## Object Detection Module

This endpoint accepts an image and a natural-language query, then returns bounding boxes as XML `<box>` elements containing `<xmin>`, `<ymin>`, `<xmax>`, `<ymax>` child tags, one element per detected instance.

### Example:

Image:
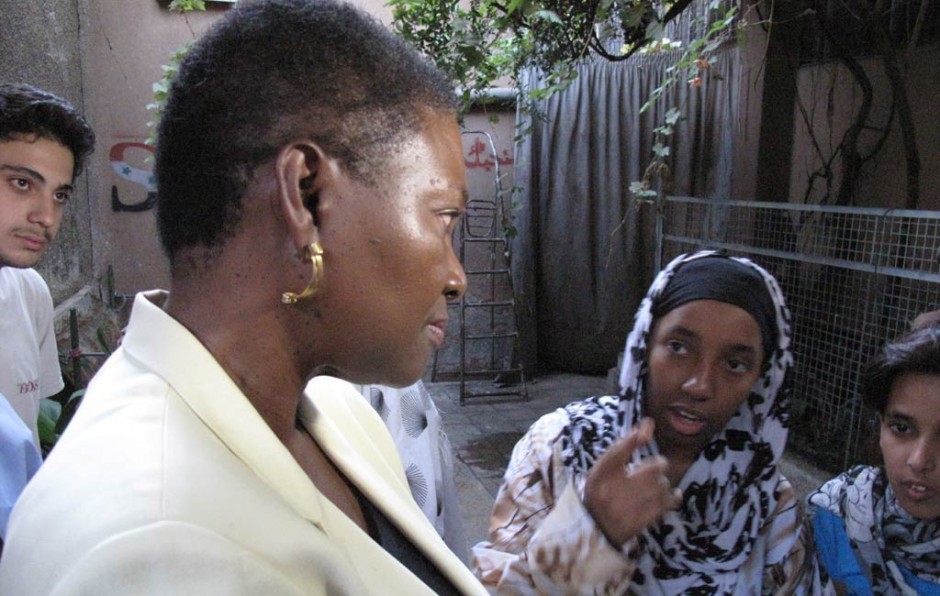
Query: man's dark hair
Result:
<box><xmin>862</xmin><ymin>324</ymin><xmax>940</xmax><ymax>414</ymax></box>
<box><xmin>154</xmin><ymin>0</ymin><xmax>457</xmax><ymax>262</ymax></box>
<box><xmin>0</xmin><ymin>83</ymin><xmax>96</xmax><ymax>177</ymax></box>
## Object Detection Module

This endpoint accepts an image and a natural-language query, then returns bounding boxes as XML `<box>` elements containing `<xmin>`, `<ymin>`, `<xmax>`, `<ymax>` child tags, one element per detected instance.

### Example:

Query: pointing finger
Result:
<box><xmin>592</xmin><ymin>419</ymin><xmax>655</xmax><ymax>477</ymax></box>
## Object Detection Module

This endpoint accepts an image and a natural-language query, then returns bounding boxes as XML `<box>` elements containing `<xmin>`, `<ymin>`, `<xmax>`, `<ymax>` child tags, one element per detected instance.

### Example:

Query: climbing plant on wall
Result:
<box><xmin>146</xmin><ymin>43</ymin><xmax>191</xmax><ymax>147</ymax></box>
<box><xmin>389</xmin><ymin>0</ymin><xmax>718</xmax><ymax>113</ymax></box>
<box><xmin>390</xmin><ymin>0</ymin><xmax>739</xmax><ymax>200</ymax></box>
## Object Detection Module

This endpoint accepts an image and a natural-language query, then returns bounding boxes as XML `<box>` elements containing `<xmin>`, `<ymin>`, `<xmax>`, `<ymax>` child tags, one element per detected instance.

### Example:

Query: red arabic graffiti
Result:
<box><xmin>465</xmin><ymin>139</ymin><xmax>513</xmax><ymax>172</ymax></box>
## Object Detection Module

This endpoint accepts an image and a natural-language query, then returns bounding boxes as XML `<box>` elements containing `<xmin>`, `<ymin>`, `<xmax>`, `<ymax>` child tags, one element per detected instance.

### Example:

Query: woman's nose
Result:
<box><xmin>682</xmin><ymin>363</ymin><xmax>714</xmax><ymax>400</ymax></box>
<box><xmin>908</xmin><ymin>437</ymin><xmax>937</xmax><ymax>473</ymax></box>
<box><xmin>443</xmin><ymin>249</ymin><xmax>467</xmax><ymax>301</ymax></box>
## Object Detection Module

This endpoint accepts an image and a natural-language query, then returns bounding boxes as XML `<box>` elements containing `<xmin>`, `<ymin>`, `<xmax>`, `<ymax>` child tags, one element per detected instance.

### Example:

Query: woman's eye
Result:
<box><xmin>667</xmin><ymin>340</ymin><xmax>686</xmax><ymax>354</ymax></box>
<box><xmin>727</xmin><ymin>359</ymin><xmax>753</xmax><ymax>373</ymax></box>
<box><xmin>889</xmin><ymin>422</ymin><xmax>912</xmax><ymax>435</ymax></box>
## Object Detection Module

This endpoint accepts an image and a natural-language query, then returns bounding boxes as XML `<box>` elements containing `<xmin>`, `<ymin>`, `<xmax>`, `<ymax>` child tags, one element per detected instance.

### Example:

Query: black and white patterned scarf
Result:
<box><xmin>809</xmin><ymin>465</ymin><xmax>940</xmax><ymax>592</ymax></box>
<box><xmin>559</xmin><ymin>251</ymin><xmax>795</xmax><ymax>593</ymax></box>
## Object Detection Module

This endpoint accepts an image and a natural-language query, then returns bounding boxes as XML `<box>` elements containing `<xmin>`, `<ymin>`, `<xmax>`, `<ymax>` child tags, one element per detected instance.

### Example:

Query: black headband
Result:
<box><xmin>652</xmin><ymin>256</ymin><xmax>778</xmax><ymax>361</ymax></box>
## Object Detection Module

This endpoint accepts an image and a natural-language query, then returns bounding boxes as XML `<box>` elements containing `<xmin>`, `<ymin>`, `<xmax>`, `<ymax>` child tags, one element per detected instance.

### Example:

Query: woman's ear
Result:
<box><xmin>275</xmin><ymin>141</ymin><xmax>326</xmax><ymax>250</ymax></box>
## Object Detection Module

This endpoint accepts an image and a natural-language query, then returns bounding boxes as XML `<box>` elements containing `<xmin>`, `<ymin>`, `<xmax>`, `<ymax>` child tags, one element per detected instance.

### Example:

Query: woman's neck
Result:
<box><xmin>166</xmin><ymin>282</ymin><xmax>308</xmax><ymax>443</ymax></box>
<box><xmin>657</xmin><ymin>441</ymin><xmax>699</xmax><ymax>487</ymax></box>
<box><xmin>665</xmin><ymin>456</ymin><xmax>695</xmax><ymax>487</ymax></box>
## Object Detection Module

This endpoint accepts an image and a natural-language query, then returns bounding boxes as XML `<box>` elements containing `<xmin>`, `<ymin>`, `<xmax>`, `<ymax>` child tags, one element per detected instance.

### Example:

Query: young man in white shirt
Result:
<box><xmin>0</xmin><ymin>83</ymin><xmax>95</xmax><ymax>447</ymax></box>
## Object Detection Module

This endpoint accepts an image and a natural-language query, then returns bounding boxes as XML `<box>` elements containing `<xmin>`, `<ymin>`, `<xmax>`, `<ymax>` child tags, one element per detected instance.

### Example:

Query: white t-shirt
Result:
<box><xmin>0</xmin><ymin>268</ymin><xmax>64</xmax><ymax>446</ymax></box>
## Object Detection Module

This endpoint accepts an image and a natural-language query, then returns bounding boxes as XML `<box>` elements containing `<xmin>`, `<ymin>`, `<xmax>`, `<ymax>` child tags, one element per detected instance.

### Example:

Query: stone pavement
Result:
<box><xmin>425</xmin><ymin>372</ymin><xmax>832</xmax><ymax>558</ymax></box>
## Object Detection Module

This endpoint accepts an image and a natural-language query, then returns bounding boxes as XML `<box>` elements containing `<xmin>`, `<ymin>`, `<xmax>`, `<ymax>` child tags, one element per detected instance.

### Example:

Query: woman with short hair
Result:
<box><xmin>808</xmin><ymin>324</ymin><xmax>940</xmax><ymax>595</ymax></box>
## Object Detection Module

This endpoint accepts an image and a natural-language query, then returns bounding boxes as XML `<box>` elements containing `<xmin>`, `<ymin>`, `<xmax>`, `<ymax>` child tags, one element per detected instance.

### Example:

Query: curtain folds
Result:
<box><xmin>511</xmin><ymin>47</ymin><xmax>740</xmax><ymax>373</ymax></box>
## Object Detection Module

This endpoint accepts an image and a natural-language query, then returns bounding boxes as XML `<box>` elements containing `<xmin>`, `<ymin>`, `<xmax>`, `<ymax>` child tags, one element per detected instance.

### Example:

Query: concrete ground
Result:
<box><xmin>426</xmin><ymin>372</ymin><xmax>832</xmax><ymax>557</ymax></box>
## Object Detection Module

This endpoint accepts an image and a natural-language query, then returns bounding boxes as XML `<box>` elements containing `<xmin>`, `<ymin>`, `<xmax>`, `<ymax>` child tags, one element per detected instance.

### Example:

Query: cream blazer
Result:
<box><xmin>0</xmin><ymin>291</ymin><xmax>486</xmax><ymax>595</ymax></box>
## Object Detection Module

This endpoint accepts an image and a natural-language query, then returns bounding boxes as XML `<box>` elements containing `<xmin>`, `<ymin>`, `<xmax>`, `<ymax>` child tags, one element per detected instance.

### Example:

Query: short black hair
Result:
<box><xmin>861</xmin><ymin>324</ymin><xmax>940</xmax><ymax>414</ymax></box>
<box><xmin>0</xmin><ymin>83</ymin><xmax>96</xmax><ymax>177</ymax></box>
<box><xmin>154</xmin><ymin>0</ymin><xmax>457</xmax><ymax>261</ymax></box>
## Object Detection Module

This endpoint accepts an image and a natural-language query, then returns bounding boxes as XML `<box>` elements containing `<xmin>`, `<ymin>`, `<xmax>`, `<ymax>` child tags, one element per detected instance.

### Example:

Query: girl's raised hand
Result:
<box><xmin>582</xmin><ymin>418</ymin><xmax>683</xmax><ymax>548</ymax></box>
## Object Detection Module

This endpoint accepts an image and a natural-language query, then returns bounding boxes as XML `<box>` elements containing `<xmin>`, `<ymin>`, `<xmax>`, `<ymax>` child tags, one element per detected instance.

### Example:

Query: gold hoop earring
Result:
<box><xmin>281</xmin><ymin>242</ymin><xmax>324</xmax><ymax>305</ymax></box>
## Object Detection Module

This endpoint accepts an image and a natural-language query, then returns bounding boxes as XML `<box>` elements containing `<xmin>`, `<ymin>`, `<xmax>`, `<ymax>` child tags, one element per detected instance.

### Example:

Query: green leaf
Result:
<box><xmin>38</xmin><ymin>399</ymin><xmax>61</xmax><ymax>447</ymax></box>
<box><xmin>704</xmin><ymin>38</ymin><xmax>722</xmax><ymax>53</ymax></box>
<box><xmin>621</xmin><ymin>4</ymin><xmax>649</xmax><ymax>28</ymax></box>
<box><xmin>530</xmin><ymin>10</ymin><xmax>562</xmax><ymax>25</ymax></box>
<box><xmin>168</xmin><ymin>0</ymin><xmax>206</xmax><ymax>12</ymax></box>
<box><xmin>629</xmin><ymin>180</ymin><xmax>656</xmax><ymax>199</ymax></box>
<box><xmin>55</xmin><ymin>389</ymin><xmax>85</xmax><ymax>435</ymax></box>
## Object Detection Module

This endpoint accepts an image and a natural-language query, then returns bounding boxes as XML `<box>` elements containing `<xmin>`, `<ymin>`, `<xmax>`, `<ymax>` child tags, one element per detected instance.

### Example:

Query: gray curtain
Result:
<box><xmin>511</xmin><ymin>47</ymin><xmax>740</xmax><ymax>374</ymax></box>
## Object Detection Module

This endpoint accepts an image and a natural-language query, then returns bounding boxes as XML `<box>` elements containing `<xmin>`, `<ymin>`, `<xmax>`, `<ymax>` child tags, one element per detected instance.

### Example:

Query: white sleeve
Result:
<box><xmin>35</xmin><ymin>289</ymin><xmax>63</xmax><ymax>399</ymax></box>
<box><xmin>471</xmin><ymin>412</ymin><xmax>638</xmax><ymax>594</ymax></box>
<box><xmin>26</xmin><ymin>271</ymin><xmax>63</xmax><ymax>399</ymax></box>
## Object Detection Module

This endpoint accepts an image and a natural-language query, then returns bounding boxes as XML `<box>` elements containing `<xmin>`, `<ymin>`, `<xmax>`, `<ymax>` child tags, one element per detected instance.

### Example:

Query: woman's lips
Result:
<box><xmin>666</xmin><ymin>406</ymin><xmax>707</xmax><ymax>436</ymax></box>
<box><xmin>900</xmin><ymin>480</ymin><xmax>933</xmax><ymax>502</ymax></box>
<box><xmin>427</xmin><ymin>320</ymin><xmax>447</xmax><ymax>349</ymax></box>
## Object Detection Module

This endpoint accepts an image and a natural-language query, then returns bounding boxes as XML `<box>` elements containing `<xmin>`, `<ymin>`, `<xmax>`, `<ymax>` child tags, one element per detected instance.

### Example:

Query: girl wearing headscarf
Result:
<box><xmin>471</xmin><ymin>250</ymin><xmax>814</xmax><ymax>594</ymax></box>
<box><xmin>808</xmin><ymin>324</ymin><xmax>940</xmax><ymax>595</ymax></box>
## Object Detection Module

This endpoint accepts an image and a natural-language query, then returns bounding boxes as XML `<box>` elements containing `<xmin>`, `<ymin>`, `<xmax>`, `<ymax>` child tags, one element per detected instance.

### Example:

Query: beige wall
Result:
<box><xmin>789</xmin><ymin>44</ymin><xmax>940</xmax><ymax>210</ymax></box>
<box><xmin>461</xmin><ymin>109</ymin><xmax>518</xmax><ymax>228</ymax></box>
<box><xmin>81</xmin><ymin>2</ymin><xmax>224</xmax><ymax>294</ymax></box>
